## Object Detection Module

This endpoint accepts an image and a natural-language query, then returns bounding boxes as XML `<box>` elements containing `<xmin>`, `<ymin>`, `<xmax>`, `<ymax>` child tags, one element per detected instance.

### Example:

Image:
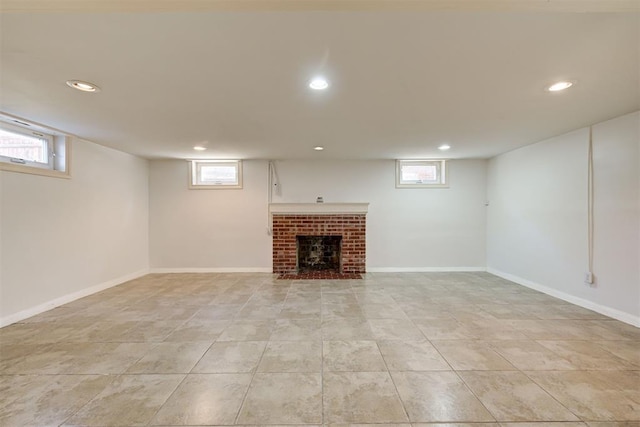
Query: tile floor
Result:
<box><xmin>0</xmin><ymin>272</ymin><xmax>638</xmax><ymax>426</ymax></box>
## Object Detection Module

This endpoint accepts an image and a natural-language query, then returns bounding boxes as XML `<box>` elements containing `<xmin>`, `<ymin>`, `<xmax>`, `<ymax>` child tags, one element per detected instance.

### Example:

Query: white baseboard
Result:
<box><xmin>0</xmin><ymin>269</ymin><xmax>149</xmax><ymax>328</ymax></box>
<box><xmin>149</xmin><ymin>267</ymin><xmax>272</xmax><ymax>273</ymax></box>
<box><xmin>367</xmin><ymin>267</ymin><xmax>487</xmax><ymax>273</ymax></box>
<box><xmin>487</xmin><ymin>268</ymin><xmax>640</xmax><ymax>328</ymax></box>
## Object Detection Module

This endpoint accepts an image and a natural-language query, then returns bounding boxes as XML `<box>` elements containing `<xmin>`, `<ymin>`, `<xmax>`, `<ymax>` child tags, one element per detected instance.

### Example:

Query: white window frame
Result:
<box><xmin>0</xmin><ymin>115</ymin><xmax>71</xmax><ymax>179</ymax></box>
<box><xmin>188</xmin><ymin>159</ymin><xmax>243</xmax><ymax>189</ymax></box>
<box><xmin>396</xmin><ymin>159</ymin><xmax>448</xmax><ymax>188</ymax></box>
<box><xmin>0</xmin><ymin>121</ymin><xmax>54</xmax><ymax>169</ymax></box>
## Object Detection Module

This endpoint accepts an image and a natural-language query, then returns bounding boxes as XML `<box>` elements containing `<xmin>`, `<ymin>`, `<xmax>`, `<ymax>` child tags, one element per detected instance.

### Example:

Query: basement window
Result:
<box><xmin>0</xmin><ymin>118</ymin><xmax>70</xmax><ymax>178</ymax></box>
<box><xmin>396</xmin><ymin>159</ymin><xmax>448</xmax><ymax>188</ymax></box>
<box><xmin>189</xmin><ymin>160</ymin><xmax>243</xmax><ymax>189</ymax></box>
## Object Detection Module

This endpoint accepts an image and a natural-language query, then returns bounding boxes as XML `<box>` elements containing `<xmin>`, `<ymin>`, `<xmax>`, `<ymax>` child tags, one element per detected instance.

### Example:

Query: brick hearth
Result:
<box><xmin>272</xmin><ymin>214</ymin><xmax>366</xmax><ymax>274</ymax></box>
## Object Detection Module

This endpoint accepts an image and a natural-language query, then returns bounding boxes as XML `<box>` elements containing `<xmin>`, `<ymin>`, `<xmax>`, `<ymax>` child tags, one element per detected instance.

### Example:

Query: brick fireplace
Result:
<box><xmin>270</xmin><ymin>203</ymin><xmax>368</xmax><ymax>275</ymax></box>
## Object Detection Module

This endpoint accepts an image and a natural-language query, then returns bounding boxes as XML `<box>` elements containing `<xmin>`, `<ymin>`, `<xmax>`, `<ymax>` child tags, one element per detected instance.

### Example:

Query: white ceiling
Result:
<box><xmin>1</xmin><ymin>1</ymin><xmax>638</xmax><ymax>160</ymax></box>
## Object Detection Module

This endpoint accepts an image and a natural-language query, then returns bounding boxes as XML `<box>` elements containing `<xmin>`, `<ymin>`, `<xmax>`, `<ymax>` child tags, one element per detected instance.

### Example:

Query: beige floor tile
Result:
<box><xmin>4</xmin><ymin>272</ymin><xmax>638</xmax><ymax>426</ymax></box>
<box><xmin>0</xmin><ymin>374</ymin><xmax>113</xmax><ymax>427</ymax></box>
<box><xmin>328</xmin><ymin>424</ymin><xmax>411</xmax><ymax>427</ymax></box>
<box><xmin>594</xmin><ymin>341</ymin><xmax>640</xmax><ymax>367</ymax></box>
<box><xmin>322</xmin><ymin>318</ymin><xmax>374</xmax><ymax>340</ymax></box>
<box><xmin>48</xmin><ymin>321</ymin><xmax>136</xmax><ymax>343</ymax></box>
<box><xmin>536</xmin><ymin>340</ymin><xmax>637</xmax><ymax>370</ymax></box>
<box><xmin>150</xmin><ymin>373</ymin><xmax>251</xmax><ymax>425</ymax></box>
<box><xmin>390</xmin><ymin>371</ymin><xmax>495</xmax><ymax>422</ymax></box>
<box><xmin>431</xmin><ymin>341</ymin><xmax>517</xmax><ymax>371</ymax></box>
<box><xmin>2</xmin><ymin>342</ymin><xmax>154</xmax><ymax>375</ymax></box>
<box><xmin>354</xmin><ymin>291</ymin><xmax>398</xmax><ymax>304</ymax></box>
<box><xmin>586</xmin><ymin>423</ymin><xmax>640</xmax><ymax>427</ymax></box>
<box><xmin>125</xmin><ymin>342</ymin><xmax>210</xmax><ymax>373</ymax></box>
<box><xmin>0</xmin><ymin>343</ymin><xmax>72</xmax><ymax>374</ymax></box>
<box><xmin>279</xmin><ymin>302</ymin><xmax>322</xmax><ymax>319</ymax></box>
<box><xmin>258</xmin><ymin>340</ymin><xmax>322</xmax><ymax>372</ymax></box>
<box><xmin>526</xmin><ymin>370</ymin><xmax>640</xmax><ymax>421</ymax></box>
<box><xmin>237</xmin><ymin>373</ymin><xmax>322</xmax><ymax>424</ymax></box>
<box><xmin>500</xmin><ymin>423</ymin><xmax>587</xmax><ymax>427</ymax></box>
<box><xmin>378</xmin><ymin>340</ymin><xmax>451</xmax><ymax>371</ymax></box>
<box><xmin>323</xmin><ymin>340</ymin><xmax>387</xmax><ymax>371</ymax></box>
<box><xmin>269</xmin><ymin>318</ymin><xmax>322</xmax><ymax>341</ymax></box>
<box><xmin>191</xmin><ymin>304</ymin><xmax>243</xmax><ymax>320</ymax></box>
<box><xmin>589</xmin><ymin>320</ymin><xmax>640</xmax><ymax>340</ymax></box>
<box><xmin>0</xmin><ymin>322</ymin><xmax>81</xmax><ymax>344</ymax></box>
<box><xmin>119</xmin><ymin>306</ymin><xmax>199</xmax><ymax>322</ymax></box>
<box><xmin>413</xmin><ymin>319</ymin><xmax>477</xmax><ymax>340</ymax></box>
<box><xmin>63</xmin><ymin>374</ymin><xmax>184</xmax><ymax>426</ymax></box>
<box><xmin>398</xmin><ymin>303</ymin><xmax>456</xmax><ymax>320</ymax></box>
<box><xmin>210</xmin><ymin>293</ymin><xmax>253</xmax><ymax>304</ymax></box>
<box><xmin>323</xmin><ymin>293</ymin><xmax>359</xmax><ymax>304</ymax></box>
<box><xmin>322</xmin><ymin>283</ymin><xmax>355</xmax><ymax>293</ymax></box>
<box><xmin>412</xmin><ymin>424</ymin><xmax>500</xmax><ymax>427</ymax></box>
<box><xmin>237</xmin><ymin>303</ymin><xmax>283</xmax><ymax>319</ymax></box>
<box><xmin>163</xmin><ymin>318</ymin><xmax>230</xmax><ymax>342</ymax></box>
<box><xmin>488</xmin><ymin>340</ymin><xmax>578</xmax><ymax>370</ymax></box>
<box><xmin>322</xmin><ymin>303</ymin><xmax>366</xmax><ymax>319</ymax></box>
<box><xmin>360</xmin><ymin>303</ymin><xmax>409</xmax><ymax>319</ymax></box>
<box><xmin>507</xmin><ymin>320</ymin><xmax>598</xmax><ymax>340</ymax></box>
<box><xmin>217</xmin><ymin>319</ymin><xmax>274</xmax><ymax>341</ymax></box>
<box><xmin>459</xmin><ymin>319</ymin><xmax>530</xmax><ymax>340</ymax></box>
<box><xmin>459</xmin><ymin>371</ymin><xmax>580</xmax><ymax>421</ymax></box>
<box><xmin>368</xmin><ymin>319</ymin><xmax>425</xmax><ymax>340</ymax></box>
<box><xmin>476</xmin><ymin>303</ymin><xmax>535</xmax><ymax>320</ymax></box>
<box><xmin>324</xmin><ymin>371</ymin><xmax>409</xmax><ymax>423</ymax></box>
<box><xmin>113</xmin><ymin>320</ymin><xmax>183</xmax><ymax>342</ymax></box>
<box><xmin>191</xmin><ymin>341</ymin><xmax>266</xmax><ymax>373</ymax></box>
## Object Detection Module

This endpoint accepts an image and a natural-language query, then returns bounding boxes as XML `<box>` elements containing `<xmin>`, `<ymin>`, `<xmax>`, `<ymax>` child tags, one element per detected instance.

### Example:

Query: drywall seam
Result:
<box><xmin>487</xmin><ymin>267</ymin><xmax>640</xmax><ymax>327</ymax></box>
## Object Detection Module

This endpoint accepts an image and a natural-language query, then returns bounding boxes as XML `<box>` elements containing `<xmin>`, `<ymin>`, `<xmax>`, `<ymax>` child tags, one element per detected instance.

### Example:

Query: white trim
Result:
<box><xmin>270</xmin><ymin>203</ymin><xmax>369</xmax><ymax>215</ymax></box>
<box><xmin>0</xmin><ymin>269</ymin><xmax>149</xmax><ymax>328</ymax></box>
<box><xmin>367</xmin><ymin>267</ymin><xmax>486</xmax><ymax>273</ymax></box>
<box><xmin>149</xmin><ymin>267</ymin><xmax>273</xmax><ymax>273</ymax></box>
<box><xmin>0</xmin><ymin>162</ymin><xmax>71</xmax><ymax>178</ymax></box>
<box><xmin>487</xmin><ymin>268</ymin><xmax>640</xmax><ymax>328</ymax></box>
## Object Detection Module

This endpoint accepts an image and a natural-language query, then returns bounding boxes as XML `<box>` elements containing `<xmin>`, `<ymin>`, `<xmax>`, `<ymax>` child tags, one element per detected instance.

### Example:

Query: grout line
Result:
<box><xmin>232</xmin><ymin>277</ymin><xmax>284</xmax><ymax>424</ymax></box>
<box><xmin>143</xmin><ymin>373</ymin><xmax>190</xmax><ymax>425</ymax></box>
<box><xmin>375</xmin><ymin>340</ymin><xmax>411</xmax><ymax>423</ymax></box>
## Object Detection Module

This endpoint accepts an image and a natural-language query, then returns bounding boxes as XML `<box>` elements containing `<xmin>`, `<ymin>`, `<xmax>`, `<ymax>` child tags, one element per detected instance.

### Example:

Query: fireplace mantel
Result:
<box><xmin>269</xmin><ymin>203</ymin><xmax>369</xmax><ymax>215</ymax></box>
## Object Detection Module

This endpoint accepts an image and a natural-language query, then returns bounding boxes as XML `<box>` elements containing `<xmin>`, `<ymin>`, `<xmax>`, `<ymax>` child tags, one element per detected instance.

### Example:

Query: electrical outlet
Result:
<box><xmin>584</xmin><ymin>272</ymin><xmax>594</xmax><ymax>285</ymax></box>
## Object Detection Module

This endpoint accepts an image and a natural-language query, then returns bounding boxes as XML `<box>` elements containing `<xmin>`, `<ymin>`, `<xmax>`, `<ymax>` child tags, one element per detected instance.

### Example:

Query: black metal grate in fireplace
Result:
<box><xmin>296</xmin><ymin>235</ymin><xmax>342</xmax><ymax>273</ymax></box>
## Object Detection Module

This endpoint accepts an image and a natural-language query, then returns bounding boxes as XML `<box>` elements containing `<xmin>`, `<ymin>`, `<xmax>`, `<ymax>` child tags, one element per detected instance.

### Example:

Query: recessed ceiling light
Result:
<box><xmin>193</xmin><ymin>146</ymin><xmax>207</xmax><ymax>151</ymax></box>
<box><xmin>547</xmin><ymin>81</ymin><xmax>573</xmax><ymax>92</ymax></box>
<box><xmin>314</xmin><ymin>146</ymin><xmax>324</xmax><ymax>151</ymax></box>
<box><xmin>309</xmin><ymin>77</ymin><xmax>329</xmax><ymax>90</ymax></box>
<box><xmin>66</xmin><ymin>80</ymin><xmax>100</xmax><ymax>92</ymax></box>
<box><xmin>438</xmin><ymin>144</ymin><xmax>451</xmax><ymax>151</ymax></box>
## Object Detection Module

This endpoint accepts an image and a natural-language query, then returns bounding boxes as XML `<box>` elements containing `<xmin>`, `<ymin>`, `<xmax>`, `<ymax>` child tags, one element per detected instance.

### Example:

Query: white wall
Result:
<box><xmin>272</xmin><ymin>160</ymin><xmax>487</xmax><ymax>270</ymax></box>
<box><xmin>149</xmin><ymin>160</ymin><xmax>272</xmax><ymax>270</ymax></box>
<box><xmin>592</xmin><ymin>113</ymin><xmax>640</xmax><ymax>321</ymax></box>
<box><xmin>0</xmin><ymin>138</ymin><xmax>149</xmax><ymax>325</ymax></box>
<box><xmin>149</xmin><ymin>159</ymin><xmax>487</xmax><ymax>271</ymax></box>
<box><xmin>487</xmin><ymin>112</ymin><xmax>639</xmax><ymax>325</ymax></box>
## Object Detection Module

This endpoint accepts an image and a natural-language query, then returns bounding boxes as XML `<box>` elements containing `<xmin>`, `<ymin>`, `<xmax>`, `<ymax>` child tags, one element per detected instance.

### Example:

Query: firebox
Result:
<box><xmin>296</xmin><ymin>235</ymin><xmax>342</xmax><ymax>273</ymax></box>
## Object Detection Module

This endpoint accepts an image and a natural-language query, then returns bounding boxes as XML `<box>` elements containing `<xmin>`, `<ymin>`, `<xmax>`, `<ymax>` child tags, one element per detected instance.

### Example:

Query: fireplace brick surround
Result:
<box><xmin>271</xmin><ymin>211</ymin><xmax>367</xmax><ymax>274</ymax></box>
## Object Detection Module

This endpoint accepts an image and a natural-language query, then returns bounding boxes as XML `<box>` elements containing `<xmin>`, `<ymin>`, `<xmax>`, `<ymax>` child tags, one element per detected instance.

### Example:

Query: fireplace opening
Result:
<box><xmin>296</xmin><ymin>235</ymin><xmax>342</xmax><ymax>273</ymax></box>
